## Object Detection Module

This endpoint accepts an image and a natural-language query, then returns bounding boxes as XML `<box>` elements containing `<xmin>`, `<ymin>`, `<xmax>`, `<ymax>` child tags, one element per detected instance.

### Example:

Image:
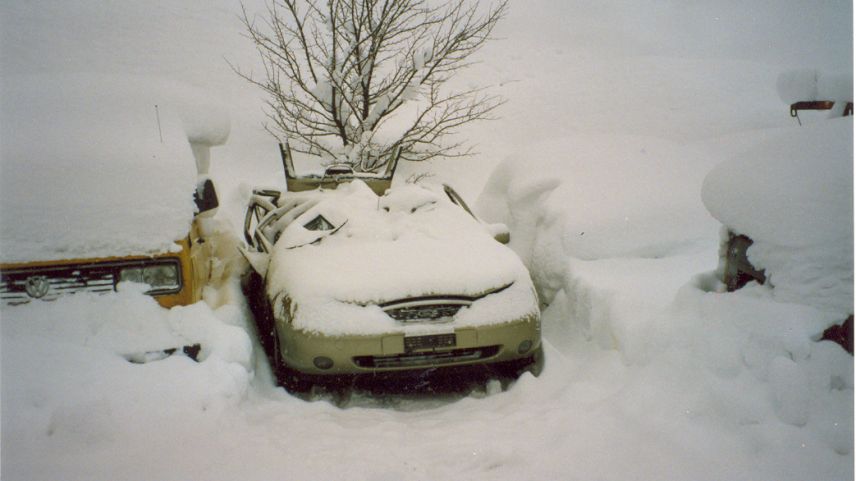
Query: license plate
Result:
<box><xmin>404</xmin><ymin>333</ymin><xmax>457</xmax><ymax>352</ymax></box>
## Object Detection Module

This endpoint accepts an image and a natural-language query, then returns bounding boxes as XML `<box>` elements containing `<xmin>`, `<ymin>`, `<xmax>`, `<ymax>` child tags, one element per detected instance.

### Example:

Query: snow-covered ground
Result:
<box><xmin>1</xmin><ymin>1</ymin><xmax>852</xmax><ymax>480</ymax></box>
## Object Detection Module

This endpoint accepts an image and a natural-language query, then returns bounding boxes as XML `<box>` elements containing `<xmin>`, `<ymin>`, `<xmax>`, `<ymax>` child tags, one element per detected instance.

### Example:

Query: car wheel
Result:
<box><xmin>527</xmin><ymin>345</ymin><xmax>545</xmax><ymax>377</ymax></box>
<box><xmin>279</xmin><ymin>363</ymin><xmax>314</xmax><ymax>395</ymax></box>
<box><xmin>242</xmin><ymin>270</ymin><xmax>314</xmax><ymax>394</ymax></box>
<box><xmin>262</xmin><ymin>313</ymin><xmax>313</xmax><ymax>395</ymax></box>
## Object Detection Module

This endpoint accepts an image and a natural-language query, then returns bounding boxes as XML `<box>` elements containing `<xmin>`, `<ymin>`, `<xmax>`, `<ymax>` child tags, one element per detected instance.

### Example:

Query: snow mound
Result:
<box><xmin>477</xmin><ymin>128</ymin><xmax>853</xmax><ymax>476</ymax></box>
<box><xmin>2</xmin><ymin>288</ymin><xmax>254</xmax><ymax>467</ymax></box>
<box><xmin>702</xmin><ymin>117</ymin><xmax>853</xmax><ymax>314</ymax></box>
<box><xmin>478</xmin><ymin>134</ymin><xmax>721</xmax><ymax>262</ymax></box>
<box><xmin>702</xmin><ymin>118</ymin><xmax>853</xmax><ymax>247</ymax></box>
<box><xmin>476</xmin><ymin>134</ymin><xmax>721</xmax><ymax>305</ymax></box>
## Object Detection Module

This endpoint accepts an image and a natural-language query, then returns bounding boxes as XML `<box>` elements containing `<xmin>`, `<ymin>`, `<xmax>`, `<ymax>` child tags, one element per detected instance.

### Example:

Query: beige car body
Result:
<box><xmin>242</xmin><ymin>144</ymin><xmax>541</xmax><ymax>389</ymax></box>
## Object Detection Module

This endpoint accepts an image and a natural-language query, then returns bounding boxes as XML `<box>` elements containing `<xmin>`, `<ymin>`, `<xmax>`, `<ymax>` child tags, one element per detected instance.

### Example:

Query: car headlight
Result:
<box><xmin>119</xmin><ymin>262</ymin><xmax>180</xmax><ymax>292</ymax></box>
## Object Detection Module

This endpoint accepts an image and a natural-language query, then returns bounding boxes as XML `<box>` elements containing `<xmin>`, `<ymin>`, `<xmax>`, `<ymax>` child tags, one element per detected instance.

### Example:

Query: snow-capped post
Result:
<box><xmin>182</xmin><ymin>111</ymin><xmax>231</xmax><ymax>177</ymax></box>
<box><xmin>179</xmin><ymin>104</ymin><xmax>231</xmax><ymax>216</ymax></box>
<box><xmin>235</xmin><ymin>0</ymin><xmax>507</xmax><ymax>172</ymax></box>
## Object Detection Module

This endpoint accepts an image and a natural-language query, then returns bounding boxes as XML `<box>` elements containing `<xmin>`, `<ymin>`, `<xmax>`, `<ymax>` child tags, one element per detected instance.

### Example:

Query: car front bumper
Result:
<box><xmin>276</xmin><ymin>314</ymin><xmax>541</xmax><ymax>375</ymax></box>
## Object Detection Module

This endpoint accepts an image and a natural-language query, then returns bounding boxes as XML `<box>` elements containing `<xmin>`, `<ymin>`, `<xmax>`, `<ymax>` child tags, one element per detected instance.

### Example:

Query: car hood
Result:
<box><xmin>266</xmin><ymin>234</ymin><xmax>528</xmax><ymax>305</ymax></box>
<box><xmin>265</xmin><ymin>234</ymin><xmax>539</xmax><ymax>337</ymax></box>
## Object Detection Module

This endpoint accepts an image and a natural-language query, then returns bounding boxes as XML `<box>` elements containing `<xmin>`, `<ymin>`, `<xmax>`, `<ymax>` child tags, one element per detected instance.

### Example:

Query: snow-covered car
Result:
<box><xmin>0</xmin><ymin>74</ymin><xmax>228</xmax><ymax>309</ymax></box>
<box><xmin>701</xmin><ymin>115</ymin><xmax>853</xmax><ymax>351</ymax></box>
<box><xmin>241</xmin><ymin>145</ymin><xmax>541</xmax><ymax>391</ymax></box>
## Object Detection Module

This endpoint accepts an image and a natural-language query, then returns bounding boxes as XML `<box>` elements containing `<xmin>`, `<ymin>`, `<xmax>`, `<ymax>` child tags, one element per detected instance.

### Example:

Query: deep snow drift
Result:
<box><xmin>702</xmin><ymin>117</ymin><xmax>853</xmax><ymax>315</ymax></box>
<box><xmin>1</xmin><ymin>0</ymin><xmax>852</xmax><ymax>480</ymax></box>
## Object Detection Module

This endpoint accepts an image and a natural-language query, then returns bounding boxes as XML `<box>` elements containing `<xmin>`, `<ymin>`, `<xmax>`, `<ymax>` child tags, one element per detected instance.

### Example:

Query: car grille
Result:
<box><xmin>1</xmin><ymin>265</ymin><xmax>117</xmax><ymax>305</ymax></box>
<box><xmin>0</xmin><ymin>258</ymin><xmax>181</xmax><ymax>305</ymax></box>
<box><xmin>385</xmin><ymin>304</ymin><xmax>465</xmax><ymax>322</ymax></box>
<box><xmin>353</xmin><ymin>346</ymin><xmax>501</xmax><ymax>369</ymax></box>
<box><xmin>378</xmin><ymin>284</ymin><xmax>513</xmax><ymax>324</ymax></box>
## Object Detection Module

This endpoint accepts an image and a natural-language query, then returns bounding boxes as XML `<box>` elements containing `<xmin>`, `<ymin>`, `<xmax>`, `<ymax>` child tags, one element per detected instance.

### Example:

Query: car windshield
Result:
<box><xmin>280</xmin><ymin>143</ymin><xmax>400</xmax><ymax>196</ymax></box>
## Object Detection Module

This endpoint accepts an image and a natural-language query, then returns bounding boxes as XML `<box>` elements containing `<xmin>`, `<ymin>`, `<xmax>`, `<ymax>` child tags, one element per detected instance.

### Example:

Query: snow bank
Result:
<box><xmin>476</xmin><ymin>127</ymin><xmax>852</xmax><ymax>476</ymax></box>
<box><xmin>265</xmin><ymin>181</ymin><xmax>537</xmax><ymax>335</ymax></box>
<box><xmin>702</xmin><ymin>117</ymin><xmax>853</xmax><ymax>314</ymax></box>
<box><xmin>0</xmin><ymin>73</ymin><xmax>229</xmax><ymax>263</ymax></box>
<box><xmin>474</xmin><ymin>133</ymin><xmax>725</xmax><ymax>358</ymax></box>
<box><xmin>1</xmin><ymin>288</ymin><xmax>254</xmax><ymax>478</ymax></box>
<box><xmin>673</xmin><ymin>279</ymin><xmax>853</xmax><ymax>448</ymax></box>
<box><xmin>476</xmin><ymin>134</ymin><xmax>721</xmax><ymax>304</ymax></box>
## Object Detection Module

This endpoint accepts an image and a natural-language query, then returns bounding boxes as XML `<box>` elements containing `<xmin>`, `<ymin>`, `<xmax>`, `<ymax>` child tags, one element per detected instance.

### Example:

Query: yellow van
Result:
<box><xmin>0</xmin><ymin>74</ymin><xmax>227</xmax><ymax>309</ymax></box>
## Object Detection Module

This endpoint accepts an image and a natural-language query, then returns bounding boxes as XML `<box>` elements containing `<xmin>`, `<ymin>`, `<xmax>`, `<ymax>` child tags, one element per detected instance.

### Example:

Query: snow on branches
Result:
<box><xmin>237</xmin><ymin>0</ymin><xmax>507</xmax><ymax>172</ymax></box>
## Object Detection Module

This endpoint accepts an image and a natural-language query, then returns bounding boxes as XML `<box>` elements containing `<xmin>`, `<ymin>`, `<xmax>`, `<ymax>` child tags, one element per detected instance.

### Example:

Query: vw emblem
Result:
<box><xmin>24</xmin><ymin>275</ymin><xmax>50</xmax><ymax>299</ymax></box>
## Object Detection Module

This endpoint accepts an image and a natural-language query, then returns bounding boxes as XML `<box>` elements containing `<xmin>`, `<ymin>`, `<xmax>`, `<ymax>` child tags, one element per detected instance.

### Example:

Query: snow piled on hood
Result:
<box><xmin>265</xmin><ymin>181</ymin><xmax>536</xmax><ymax>335</ymax></box>
<box><xmin>0</xmin><ymin>73</ymin><xmax>229</xmax><ymax>263</ymax></box>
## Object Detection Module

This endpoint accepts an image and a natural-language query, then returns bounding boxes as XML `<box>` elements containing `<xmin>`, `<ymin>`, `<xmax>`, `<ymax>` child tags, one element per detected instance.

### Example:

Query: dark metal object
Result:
<box><xmin>124</xmin><ymin>343</ymin><xmax>202</xmax><ymax>364</ymax></box>
<box><xmin>790</xmin><ymin>100</ymin><xmax>854</xmax><ymax>125</ymax></box>
<box><xmin>790</xmin><ymin>100</ymin><xmax>836</xmax><ymax>117</ymax></box>
<box><xmin>193</xmin><ymin>177</ymin><xmax>219</xmax><ymax>214</ymax></box>
<box><xmin>821</xmin><ymin>315</ymin><xmax>853</xmax><ymax>354</ymax></box>
<box><xmin>723</xmin><ymin>233</ymin><xmax>766</xmax><ymax>292</ymax></box>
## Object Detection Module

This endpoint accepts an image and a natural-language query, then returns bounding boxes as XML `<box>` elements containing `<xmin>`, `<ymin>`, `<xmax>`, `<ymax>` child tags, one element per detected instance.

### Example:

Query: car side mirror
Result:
<box><xmin>194</xmin><ymin>177</ymin><xmax>219</xmax><ymax>216</ymax></box>
<box><xmin>488</xmin><ymin>223</ymin><xmax>511</xmax><ymax>244</ymax></box>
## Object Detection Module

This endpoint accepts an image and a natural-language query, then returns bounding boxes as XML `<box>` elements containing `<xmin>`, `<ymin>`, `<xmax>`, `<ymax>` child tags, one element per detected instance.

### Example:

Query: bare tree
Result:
<box><xmin>236</xmin><ymin>0</ymin><xmax>507</xmax><ymax>172</ymax></box>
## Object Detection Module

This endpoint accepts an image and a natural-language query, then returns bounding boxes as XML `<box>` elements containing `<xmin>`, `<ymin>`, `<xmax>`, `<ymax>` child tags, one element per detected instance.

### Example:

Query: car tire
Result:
<box><xmin>279</xmin><ymin>364</ymin><xmax>314</xmax><ymax>395</ymax></box>
<box><xmin>243</xmin><ymin>270</ymin><xmax>315</xmax><ymax>394</ymax></box>
<box><xmin>266</xmin><ymin>307</ymin><xmax>314</xmax><ymax>395</ymax></box>
<box><xmin>527</xmin><ymin>345</ymin><xmax>545</xmax><ymax>377</ymax></box>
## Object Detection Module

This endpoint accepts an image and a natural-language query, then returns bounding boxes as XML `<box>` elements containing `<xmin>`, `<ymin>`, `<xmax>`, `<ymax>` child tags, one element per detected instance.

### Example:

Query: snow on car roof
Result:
<box><xmin>264</xmin><ymin>180</ymin><xmax>537</xmax><ymax>335</ymax></box>
<box><xmin>0</xmin><ymin>73</ymin><xmax>223</xmax><ymax>263</ymax></box>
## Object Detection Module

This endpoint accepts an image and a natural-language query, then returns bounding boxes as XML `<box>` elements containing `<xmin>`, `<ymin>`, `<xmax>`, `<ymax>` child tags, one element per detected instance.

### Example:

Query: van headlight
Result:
<box><xmin>119</xmin><ymin>262</ymin><xmax>180</xmax><ymax>293</ymax></box>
